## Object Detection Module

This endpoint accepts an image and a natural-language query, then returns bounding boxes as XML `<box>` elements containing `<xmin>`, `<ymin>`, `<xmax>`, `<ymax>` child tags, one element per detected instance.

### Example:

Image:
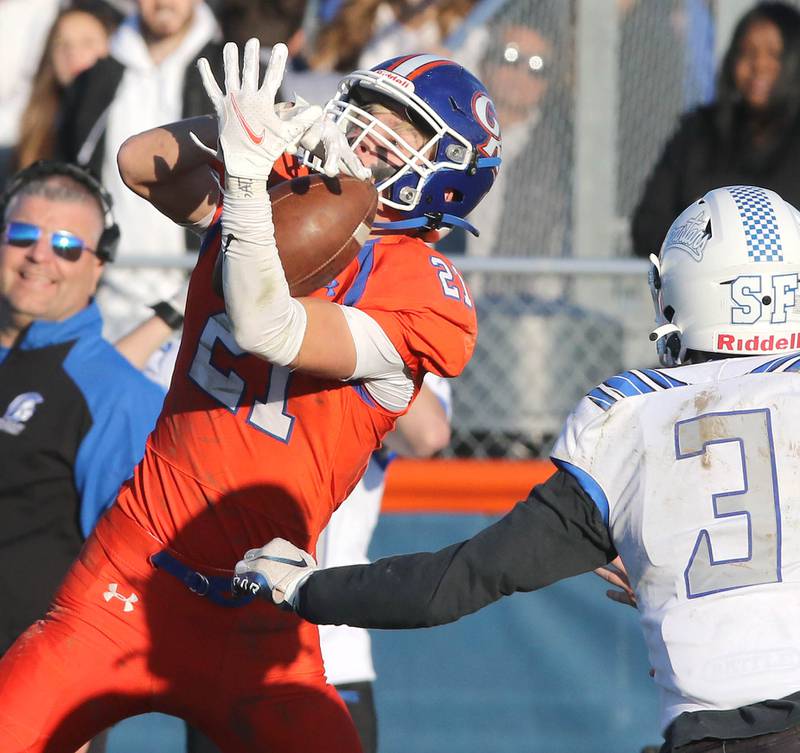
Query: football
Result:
<box><xmin>213</xmin><ymin>174</ymin><xmax>378</xmax><ymax>298</ymax></box>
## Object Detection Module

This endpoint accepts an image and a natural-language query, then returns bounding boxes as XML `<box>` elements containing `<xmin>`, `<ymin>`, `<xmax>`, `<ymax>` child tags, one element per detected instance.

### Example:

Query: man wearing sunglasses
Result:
<box><xmin>0</xmin><ymin>161</ymin><xmax>165</xmax><ymax>725</ymax></box>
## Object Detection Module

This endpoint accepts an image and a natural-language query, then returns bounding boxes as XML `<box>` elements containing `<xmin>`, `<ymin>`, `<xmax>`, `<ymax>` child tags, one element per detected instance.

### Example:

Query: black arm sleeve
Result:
<box><xmin>297</xmin><ymin>469</ymin><xmax>617</xmax><ymax>629</ymax></box>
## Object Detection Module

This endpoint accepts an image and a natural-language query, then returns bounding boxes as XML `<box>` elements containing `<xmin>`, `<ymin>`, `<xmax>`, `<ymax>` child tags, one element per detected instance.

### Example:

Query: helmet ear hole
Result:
<box><xmin>664</xmin><ymin>305</ymin><xmax>675</xmax><ymax>322</ymax></box>
<box><xmin>666</xmin><ymin>333</ymin><xmax>681</xmax><ymax>362</ymax></box>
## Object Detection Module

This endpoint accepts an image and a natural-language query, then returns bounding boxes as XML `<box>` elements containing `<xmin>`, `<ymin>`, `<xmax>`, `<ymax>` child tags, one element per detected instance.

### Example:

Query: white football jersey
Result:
<box><xmin>552</xmin><ymin>353</ymin><xmax>800</xmax><ymax>731</ymax></box>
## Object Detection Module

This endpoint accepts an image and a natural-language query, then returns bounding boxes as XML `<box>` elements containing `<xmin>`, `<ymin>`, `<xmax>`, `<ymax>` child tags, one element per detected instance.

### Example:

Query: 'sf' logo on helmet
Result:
<box><xmin>729</xmin><ymin>273</ymin><xmax>800</xmax><ymax>324</ymax></box>
<box><xmin>471</xmin><ymin>92</ymin><xmax>501</xmax><ymax>160</ymax></box>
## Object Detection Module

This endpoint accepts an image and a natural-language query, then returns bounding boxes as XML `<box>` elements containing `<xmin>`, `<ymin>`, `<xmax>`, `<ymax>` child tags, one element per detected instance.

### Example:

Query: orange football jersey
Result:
<box><xmin>116</xmin><ymin>222</ymin><xmax>477</xmax><ymax>569</ymax></box>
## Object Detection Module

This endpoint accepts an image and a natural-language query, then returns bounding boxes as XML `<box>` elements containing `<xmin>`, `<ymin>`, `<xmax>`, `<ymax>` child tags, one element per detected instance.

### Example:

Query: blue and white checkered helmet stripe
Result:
<box><xmin>728</xmin><ymin>185</ymin><xmax>784</xmax><ymax>262</ymax></box>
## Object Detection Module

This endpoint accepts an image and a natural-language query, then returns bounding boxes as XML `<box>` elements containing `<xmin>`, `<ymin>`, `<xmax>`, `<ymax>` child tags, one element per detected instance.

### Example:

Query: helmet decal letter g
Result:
<box><xmin>472</xmin><ymin>92</ymin><xmax>501</xmax><ymax>159</ymax></box>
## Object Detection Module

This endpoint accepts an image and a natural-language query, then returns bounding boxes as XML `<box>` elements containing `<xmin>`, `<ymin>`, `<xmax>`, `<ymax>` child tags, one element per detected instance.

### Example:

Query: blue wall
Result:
<box><xmin>107</xmin><ymin>513</ymin><xmax>662</xmax><ymax>752</ymax></box>
<box><xmin>370</xmin><ymin>514</ymin><xmax>662</xmax><ymax>753</ymax></box>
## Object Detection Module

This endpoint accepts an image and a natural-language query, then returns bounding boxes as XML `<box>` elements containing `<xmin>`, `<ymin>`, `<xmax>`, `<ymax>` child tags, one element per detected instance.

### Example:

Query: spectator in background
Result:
<box><xmin>214</xmin><ymin>0</ymin><xmax>319</xmax><ymax>104</ymax></box>
<box><xmin>0</xmin><ymin>0</ymin><xmax>61</xmax><ymax>184</ymax></box>
<box><xmin>57</xmin><ymin>0</ymin><xmax>222</xmax><ymax>339</ymax></box>
<box><xmin>216</xmin><ymin>0</ymin><xmax>306</xmax><ymax>51</ymax></box>
<box><xmin>308</xmin><ymin>0</ymin><xmax>482</xmax><ymax>74</ymax></box>
<box><xmin>15</xmin><ymin>2</ymin><xmax>121</xmax><ymax>171</ymax></box>
<box><xmin>0</xmin><ymin>160</ymin><xmax>164</xmax><ymax>752</ymax></box>
<box><xmin>466</xmin><ymin>3</ymin><xmax>573</xmax><ymax>259</ymax></box>
<box><xmin>632</xmin><ymin>1</ymin><xmax>800</xmax><ymax>259</ymax></box>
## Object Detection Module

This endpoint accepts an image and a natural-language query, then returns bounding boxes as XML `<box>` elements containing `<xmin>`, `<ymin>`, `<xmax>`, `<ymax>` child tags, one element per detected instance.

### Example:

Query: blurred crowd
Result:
<box><xmin>3</xmin><ymin>0</ymin><xmax>800</xmax><ymax>344</ymax></box>
<box><xmin>0</xmin><ymin>0</ymin><xmax>575</xmax><ymax>339</ymax></box>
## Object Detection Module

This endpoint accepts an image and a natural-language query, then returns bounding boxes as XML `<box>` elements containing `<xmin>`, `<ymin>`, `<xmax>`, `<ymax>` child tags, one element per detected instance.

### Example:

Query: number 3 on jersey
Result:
<box><xmin>188</xmin><ymin>313</ymin><xmax>295</xmax><ymax>442</ymax></box>
<box><xmin>676</xmin><ymin>408</ymin><xmax>782</xmax><ymax>599</ymax></box>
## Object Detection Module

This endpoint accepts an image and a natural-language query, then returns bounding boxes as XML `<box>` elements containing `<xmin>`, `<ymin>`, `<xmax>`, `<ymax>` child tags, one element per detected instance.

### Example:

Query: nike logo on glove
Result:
<box><xmin>231</xmin><ymin>94</ymin><xmax>265</xmax><ymax>144</ymax></box>
<box><xmin>262</xmin><ymin>555</ymin><xmax>311</xmax><ymax>568</ymax></box>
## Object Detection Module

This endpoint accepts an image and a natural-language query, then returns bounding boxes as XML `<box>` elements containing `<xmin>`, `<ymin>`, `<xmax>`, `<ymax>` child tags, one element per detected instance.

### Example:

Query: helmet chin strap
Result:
<box><xmin>372</xmin><ymin>213</ymin><xmax>480</xmax><ymax>236</ymax></box>
<box><xmin>649</xmin><ymin>322</ymin><xmax>681</xmax><ymax>342</ymax></box>
<box><xmin>649</xmin><ymin>323</ymin><xmax>683</xmax><ymax>366</ymax></box>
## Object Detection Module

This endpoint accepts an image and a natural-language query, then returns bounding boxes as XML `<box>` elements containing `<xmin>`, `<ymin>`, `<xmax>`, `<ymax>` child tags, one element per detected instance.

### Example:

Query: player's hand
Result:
<box><xmin>195</xmin><ymin>39</ymin><xmax>322</xmax><ymax>180</ymax></box>
<box><xmin>296</xmin><ymin>107</ymin><xmax>371</xmax><ymax>181</ymax></box>
<box><xmin>594</xmin><ymin>556</ymin><xmax>637</xmax><ymax>609</ymax></box>
<box><xmin>232</xmin><ymin>538</ymin><xmax>317</xmax><ymax>608</ymax></box>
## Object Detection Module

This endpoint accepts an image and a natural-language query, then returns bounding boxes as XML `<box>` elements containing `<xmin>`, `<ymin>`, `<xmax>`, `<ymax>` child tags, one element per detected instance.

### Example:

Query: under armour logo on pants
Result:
<box><xmin>103</xmin><ymin>583</ymin><xmax>139</xmax><ymax>612</ymax></box>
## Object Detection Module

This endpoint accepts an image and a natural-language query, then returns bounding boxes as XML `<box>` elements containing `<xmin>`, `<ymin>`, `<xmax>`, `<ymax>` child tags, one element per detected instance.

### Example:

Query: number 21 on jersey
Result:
<box><xmin>430</xmin><ymin>257</ymin><xmax>472</xmax><ymax>307</ymax></box>
<box><xmin>675</xmin><ymin>408</ymin><xmax>782</xmax><ymax>599</ymax></box>
<box><xmin>188</xmin><ymin>313</ymin><xmax>295</xmax><ymax>442</ymax></box>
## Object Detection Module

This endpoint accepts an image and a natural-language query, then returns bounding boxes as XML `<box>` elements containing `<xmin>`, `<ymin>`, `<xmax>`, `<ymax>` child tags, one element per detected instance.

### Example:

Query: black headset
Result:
<box><xmin>0</xmin><ymin>160</ymin><xmax>120</xmax><ymax>262</ymax></box>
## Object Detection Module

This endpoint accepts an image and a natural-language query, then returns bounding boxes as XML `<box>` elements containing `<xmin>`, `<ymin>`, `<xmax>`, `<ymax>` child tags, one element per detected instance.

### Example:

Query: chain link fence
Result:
<box><xmin>447</xmin><ymin>259</ymin><xmax>655</xmax><ymax>458</ymax></box>
<box><xmin>115</xmin><ymin>256</ymin><xmax>656</xmax><ymax>460</ymax></box>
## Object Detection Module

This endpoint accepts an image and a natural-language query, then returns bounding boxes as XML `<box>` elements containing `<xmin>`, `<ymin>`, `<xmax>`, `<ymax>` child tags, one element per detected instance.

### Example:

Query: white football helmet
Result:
<box><xmin>650</xmin><ymin>185</ymin><xmax>800</xmax><ymax>366</ymax></box>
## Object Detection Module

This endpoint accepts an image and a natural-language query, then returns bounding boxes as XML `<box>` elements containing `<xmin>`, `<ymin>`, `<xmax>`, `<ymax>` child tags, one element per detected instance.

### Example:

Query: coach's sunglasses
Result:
<box><xmin>3</xmin><ymin>221</ymin><xmax>95</xmax><ymax>262</ymax></box>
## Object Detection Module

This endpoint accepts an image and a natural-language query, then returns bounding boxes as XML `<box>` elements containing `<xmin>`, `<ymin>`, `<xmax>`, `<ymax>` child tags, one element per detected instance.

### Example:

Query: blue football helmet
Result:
<box><xmin>314</xmin><ymin>54</ymin><xmax>502</xmax><ymax>236</ymax></box>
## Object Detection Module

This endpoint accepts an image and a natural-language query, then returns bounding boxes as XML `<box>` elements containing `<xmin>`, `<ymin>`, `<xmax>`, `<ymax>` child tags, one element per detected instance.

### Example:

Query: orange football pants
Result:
<box><xmin>0</xmin><ymin>504</ymin><xmax>362</xmax><ymax>753</ymax></box>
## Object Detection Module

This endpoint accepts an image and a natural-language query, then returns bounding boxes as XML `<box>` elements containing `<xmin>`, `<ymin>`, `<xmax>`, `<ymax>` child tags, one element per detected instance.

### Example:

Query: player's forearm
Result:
<box><xmin>117</xmin><ymin>116</ymin><xmax>220</xmax><ymax>225</ymax></box>
<box><xmin>220</xmin><ymin>185</ymin><xmax>362</xmax><ymax>378</ymax></box>
<box><xmin>221</xmin><ymin>177</ymin><xmax>307</xmax><ymax>367</ymax></box>
<box><xmin>296</xmin><ymin>470</ymin><xmax>617</xmax><ymax>629</ymax></box>
<box><xmin>115</xmin><ymin>316</ymin><xmax>174</xmax><ymax>370</ymax></box>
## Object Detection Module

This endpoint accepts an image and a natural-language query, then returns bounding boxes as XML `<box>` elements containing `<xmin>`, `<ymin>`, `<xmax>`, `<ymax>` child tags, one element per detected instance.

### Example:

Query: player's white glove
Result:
<box><xmin>195</xmin><ymin>39</ymin><xmax>322</xmax><ymax>180</ymax></box>
<box><xmin>233</xmin><ymin>538</ymin><xmax>317</xmax><ymax>608</ymax></box>
<box><xmin>296</xmin><ymin>106</ymin><xmax>371</xmax><ymax>181</ymax></box>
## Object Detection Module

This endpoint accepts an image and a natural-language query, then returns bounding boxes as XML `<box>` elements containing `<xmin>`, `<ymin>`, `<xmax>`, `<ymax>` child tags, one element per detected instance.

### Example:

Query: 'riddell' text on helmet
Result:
<box><xmin>306</xmin><ymin>54</ymin><xmax>502</xmax><ymax>237</ymax></box>
<box><xmin>649</xmin><ymin>185</ymin><xmax>800</xmax><ymax>366</ymax></box>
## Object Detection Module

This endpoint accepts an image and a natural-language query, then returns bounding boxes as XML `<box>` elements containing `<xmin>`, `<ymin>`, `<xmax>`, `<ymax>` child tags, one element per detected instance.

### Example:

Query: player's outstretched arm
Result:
<box><xmin>200</xmin><ymin>38</ymin><xmax>399</xmax><ymax>383</ymax></box>
<box><xmin>234</xmin><ymin>470</ymin><xmax>618</xmax><ymax>629</ymax></box>
<box><xmin>117</xmin><ymin>115</ymin><xmax>221</xmax><ymax>228</ymax></box>
<box><xmin>200</xmin><ymin>38</ymin><xmax>337</xmax><ymax>371</ymax></box>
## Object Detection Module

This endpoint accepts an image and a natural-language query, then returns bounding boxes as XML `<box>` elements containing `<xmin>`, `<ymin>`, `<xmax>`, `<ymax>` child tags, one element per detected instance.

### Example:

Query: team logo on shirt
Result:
<box><xmin>0</xmin><ymin>392</ymin><xmax>44</xmax><ymax>436</ymax></box>
<box><xmin>103</xmin><ymin>583</ymin><xmax>139</xmax><ymax>613</ymax></box>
